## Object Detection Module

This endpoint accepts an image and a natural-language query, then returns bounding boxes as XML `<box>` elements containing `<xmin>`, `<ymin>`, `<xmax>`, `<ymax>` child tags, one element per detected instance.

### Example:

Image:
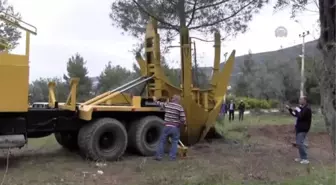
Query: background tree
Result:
<box><xmin>232</xmin><ymin>50</ymin><xmax>302</xmax><ymax>107</ymax></box>
<box><xmin>29</xmin><ymin>77</ymin><xmax>67</xmax><ymax>102</ymax></box>
<box><xmin>161</xmin><ymin>58</ymin><xmax>180</xmax><ymax>87</ymax></box>
<box><xmin>63</xmin><ymin>53</ymin><xmax>92</xmax><ymax>102</ymax></box>
<box><xmin>110</xmin><ymin>0</ymin><xmax>269</xmax><ymax>50</ymax></box>
<box><xmin>0</xmin><ymin>0</ymin><xmax>22</xmax><ymax>51</ymax></box>
<box><xmin>250</xmin><ymin>61</ymin><xmax>280</xmax><ymax>100</ymax></box>
<box><xmin>234</xmin><ymin>50</ymin><xmax>256</xmax><ymax>97</ymax></box>
<box><xmin>97</xmin><ymin>62</ymin><xmax>132</xmax><ymax>93</ymax></box>
<box><xmin>193</xmin><ymin>67</ymin><xmax>209</xmax><ymax>88</ymax></box>
<box><xmin>269</xmin><ymin>58</ymin><xmax>300</xmax><ymax>104</ymax></box>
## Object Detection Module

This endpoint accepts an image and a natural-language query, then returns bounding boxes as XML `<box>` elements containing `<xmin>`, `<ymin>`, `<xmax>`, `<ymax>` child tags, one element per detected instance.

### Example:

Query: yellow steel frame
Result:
<box><xmin>0</xmin><ymin>11</ymin><xmax>37</xmax><ymax>112</ymax></box>
<box><xmin>134</xmin><ymin>18</ymin><xmax>236</xmax><ymax>144</ymax></box>
<box><xmin>48</xmin><ymin>78</ymin><xmax>80</xmax><ymax>111</ymax></box>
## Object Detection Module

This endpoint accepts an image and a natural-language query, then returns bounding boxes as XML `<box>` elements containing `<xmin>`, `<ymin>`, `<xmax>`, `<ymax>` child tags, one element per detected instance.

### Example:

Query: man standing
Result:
<box><xmin>238</xmin><ymin>100</ymin><xmax>246</xmax><ymax>121</ymax></box>
<box><xmin>153</xmin><ymin>95</ymin><xmax>186</xmax><ymax>161</ymax></box>
<box><xmin>286</xmin><ymin>96</ymin><xmax>312</xmax><ymax>164</ymax></box>
<box><xmin>219</xmin><ymin>101</ymin><xmax>227</xmax><ymax>120</ymax></box>
<box><xmin>228</xmin><ymin>100</ymin><xmax>235</xmax><ymax>122</ymax></box>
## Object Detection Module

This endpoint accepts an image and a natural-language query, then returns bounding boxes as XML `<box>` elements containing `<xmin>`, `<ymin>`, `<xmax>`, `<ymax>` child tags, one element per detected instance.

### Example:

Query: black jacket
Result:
<box><xmin>238</xmin><ymin>102</ymin><xmax>245</xmax><ymax>112</ymax></box>
<box><xmin>288</xmin><ymin>105</ymin><xmax>312</xmax><ymax>133</ymax></box>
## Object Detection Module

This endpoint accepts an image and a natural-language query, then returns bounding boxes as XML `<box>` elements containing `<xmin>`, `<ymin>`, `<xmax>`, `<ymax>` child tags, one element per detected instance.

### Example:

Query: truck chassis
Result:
<box><xmin>0</xmin><ymin>101</ymin><xmax>165</xmax><ymax>161</ymax></box>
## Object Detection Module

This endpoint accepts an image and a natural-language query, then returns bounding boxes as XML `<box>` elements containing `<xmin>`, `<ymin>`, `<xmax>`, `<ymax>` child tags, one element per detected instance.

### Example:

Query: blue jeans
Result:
<box><xmin>156</xmin><ymin>126</ymin><xmax>180</xmax><ymax>160</ymax></box>
<box><xmin>296</xmin><ymin>132</ymin><xmax>308</xmax><ymax>160</ymax></box>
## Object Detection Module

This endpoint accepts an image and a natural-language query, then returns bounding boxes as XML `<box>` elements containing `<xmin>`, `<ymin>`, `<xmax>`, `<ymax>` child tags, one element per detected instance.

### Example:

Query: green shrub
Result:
<box><xmin>269</xmin><ymin>99</ymin><xmax>279</xmax><ymax>108</ymax></box>
<box><xmin>230</xmin><ymin>97</ymin><xmax>278</xmax><ymax>109</ymax></box>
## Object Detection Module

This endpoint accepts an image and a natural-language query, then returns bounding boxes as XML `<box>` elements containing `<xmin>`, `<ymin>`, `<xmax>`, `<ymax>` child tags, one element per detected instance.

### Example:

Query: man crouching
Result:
<box><xmin>153</xmin><ymin>95</ymin><xmax>186</xmax><ymax>161</ymax></box>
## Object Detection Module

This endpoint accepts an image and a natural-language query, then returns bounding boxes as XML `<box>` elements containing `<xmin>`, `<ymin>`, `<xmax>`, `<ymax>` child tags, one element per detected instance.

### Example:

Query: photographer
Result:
<box><xmin>286</xmin><ymin>96</ymin><xmax>312</xmax><ymax>164</ymax></box>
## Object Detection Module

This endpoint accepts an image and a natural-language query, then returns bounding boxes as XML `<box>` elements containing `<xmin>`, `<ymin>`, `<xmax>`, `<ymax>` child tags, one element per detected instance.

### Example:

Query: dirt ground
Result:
<box><xmin>0</xmin><ymin>124</ymin><xmax>334</xmax><ymax>185</ymax></box>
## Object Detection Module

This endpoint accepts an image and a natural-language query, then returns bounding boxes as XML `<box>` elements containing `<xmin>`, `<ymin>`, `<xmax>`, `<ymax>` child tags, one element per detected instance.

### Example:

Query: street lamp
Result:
<box><xmin>299</xmin><ymin>31</ymin><xmax>310</xmax><ymax>97</ymax></box>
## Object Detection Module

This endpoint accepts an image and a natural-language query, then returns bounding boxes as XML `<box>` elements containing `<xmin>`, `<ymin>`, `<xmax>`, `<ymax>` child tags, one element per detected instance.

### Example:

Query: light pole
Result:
<box><xmin>299</xmin><ymin>31</ymin><xmax>309</xmax><ymax>97</ymax></box>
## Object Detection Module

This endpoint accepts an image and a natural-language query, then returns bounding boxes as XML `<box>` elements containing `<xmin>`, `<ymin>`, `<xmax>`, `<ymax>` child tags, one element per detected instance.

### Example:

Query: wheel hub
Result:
<box><xmin>145</xmin><ymin>127</ymin><xmax>159</xmax><ymax>145</ymax></box>
<box><xmin>99</xmin><ymin>132</ymin><xmax>116</xmax><ymax>151</ymax></box>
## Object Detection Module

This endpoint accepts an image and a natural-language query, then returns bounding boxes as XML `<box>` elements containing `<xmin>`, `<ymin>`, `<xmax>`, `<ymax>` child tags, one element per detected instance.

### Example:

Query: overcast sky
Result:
<box><xmin>9</xmin><ymin>0</ymin><xmax>319</xmax><ymax>82</ymax></box>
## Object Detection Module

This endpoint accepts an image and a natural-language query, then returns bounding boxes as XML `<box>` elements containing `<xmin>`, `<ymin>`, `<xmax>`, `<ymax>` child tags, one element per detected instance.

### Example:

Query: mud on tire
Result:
<box><xmin>128</xmin><ymin>116</ymin><xmax>164</xmax><ymax>156</ymax></box>
<box><xmin>54</xmin><ymin>132</ymin><xmax>79</xmax><ymax>151</ymax></box>
<box><xmin>78</xmin><ymin>118</ymin><xmax>128</xmax><ymax>161</ymax></box>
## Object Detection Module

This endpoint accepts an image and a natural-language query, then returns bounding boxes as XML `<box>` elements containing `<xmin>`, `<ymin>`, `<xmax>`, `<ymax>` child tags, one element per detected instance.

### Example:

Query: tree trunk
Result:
<box><xmin>320</xmin><ymin>86</ymin><xmax>332</xmax><ymax>135</ymax></box>
<box><xmin>320</xmin><ymin>66</ymin><xmax>336</xmax><ymax>157</ymax></box>
<box><xmin>177</xmin><ymin>0</ymin><xmax>186</xmax><ymax>28</ymax></box>
<box><xmin>318</xmin><ymin>0</ymin><xmax>336</xmax><ymax>156</ymax></box>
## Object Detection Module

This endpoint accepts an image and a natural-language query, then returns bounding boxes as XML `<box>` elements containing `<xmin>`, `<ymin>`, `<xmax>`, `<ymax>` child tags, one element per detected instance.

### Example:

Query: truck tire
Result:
<box><xmin>54</xmin><ymin>132</ymin><xmax>79</xmax><ymax>151</ymax></box>
<box><xmin>128</xmin><ymin>116</ymin><xmax>164</xmax><ymax>156</ymax></box>
<box><xmin>78</xmin><ymin>118</ymin><xmax>127</xmax><ymax>161</ymax></box>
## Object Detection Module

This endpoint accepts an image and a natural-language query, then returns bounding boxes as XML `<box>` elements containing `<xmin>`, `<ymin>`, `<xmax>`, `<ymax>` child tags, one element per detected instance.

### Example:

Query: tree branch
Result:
<box><xmin>293</xmin><ymin>2</ymin><xmax>319</xmax><ymax>13</ymax></box>
<box><xmin>186</xmin><ymin>0</ymin><xmax>231</xmax><ymax>14</ymax></box>
<box><xmin>131</xmin><ymin>0</ymin><xmax>179</xmax><ymax>31</ymax></box>
<box><xmin>167</xmin><ymin>0</ymin><xmax>178</xmax><ymax>6</ymax></box>
<box><xmin>187</xmin><ymin>0</ymin><xmax>197</xmax><ymax>27</ymax></box>
<box><xmin>312</xmin><ymin>0</ymin><xmax>319</xmax><ymax>9</ymax></box>
<box><xmin>190</xmin><ymin>35</ymin><xmax>229</xmax><ymax>42</ymax></box>
<box><xmin>189</xmin><ymin>0</ymin><xmax>255</xmax><ymax>30</ymax></box>
<box><xmin>185</xmin><ymin>0</ymin><xmax>195</xmax><ymax>5</ymax></box>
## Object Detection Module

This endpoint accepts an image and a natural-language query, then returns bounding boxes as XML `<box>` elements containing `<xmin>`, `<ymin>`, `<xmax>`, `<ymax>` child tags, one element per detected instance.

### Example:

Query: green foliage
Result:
<box><xmin>232</xmin><ymin>50</ymin><xmax>323</xmax><ymax>104</ymax></box>
<box><xmin>110</xmin><ymin>0</ymin><xmax>269</xmax><ymax>49</ymax></box>
<box><xmin>235</xmin><ymin>51</ymin><xmax>255</xmax><ymax>97</ymax></box>
<box><xmin>273</xmin><ymin>0</ymin><xmax>318</xmax><ymax>19</ymax></box>
<box><xmin>226</xmin><ymin>96</ymin><xmax>279</xmax><ymax>109</ymax></box>
<box><xmin>63</xmin><ymin>53</ymin><xmax>92</xmax><ymax>102</ymax></box>
<box><xmin>0</xmin><ymin>0</ymin><xmax>22</xmax><ymax>51</ymax></box>
<box><xmin>29</xmin><ymin>53</ymin><xmax>95</xmax><ymax>103</ymax></box>
<box><xmin>238</xmin><ymin>97</ymin><xmax>269</xmax><ymax>109</ymax></box>
<box><xmin>161</xmin><ymin>58</ymin><xmax>180</xmax><ymax>87</ymax></box>
<box><xmin>29</xmin><ymin>77</ymin><xmax>67</xmax><ymax>102</ymax></box>
<box><xmin>97</xmin><ymin>62</ymin><xmax>132</xmax><ymax>93</ymax></box>
<box><xmin>268</xmin><ymin>99</ymin><xmax>280</xmax><ymax>108</ymax></box>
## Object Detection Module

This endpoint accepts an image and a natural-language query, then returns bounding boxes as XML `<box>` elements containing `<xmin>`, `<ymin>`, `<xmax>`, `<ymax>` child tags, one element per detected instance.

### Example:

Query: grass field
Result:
<box><xmin>216</xmin><ymin>113</ymin><xmax>326</xmax><ymax>140</ymax></box>
<box><xmin>0</xmin><ymin>113</ymin><xmax>334</xmax><ymax>185</ymax></box>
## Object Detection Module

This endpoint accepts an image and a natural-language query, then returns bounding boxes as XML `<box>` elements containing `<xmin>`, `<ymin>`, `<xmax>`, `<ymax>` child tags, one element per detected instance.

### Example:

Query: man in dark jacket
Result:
<box><xmin>286</xmin><ymin>96</ymin><xmax>312</xmax><ymax>164</ymax></box>
<box><xmin>238</xmin><ymin>100</ymin><xmax>246</xmax><ymax>121</ymax></box>
<box><xmin>228</xmin><ymin>100</ymin><xmax>235</xmax><ymax>121</ymax></box>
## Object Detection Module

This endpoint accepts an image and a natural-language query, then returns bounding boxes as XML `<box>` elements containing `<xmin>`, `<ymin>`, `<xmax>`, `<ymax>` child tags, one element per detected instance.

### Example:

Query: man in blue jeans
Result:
<box><xmin>286</xmin><ymin>96</ymin><xmax>312</xmax><ymax>164</ymax></box>
<box><xmin>153</xmin><ymin>95</ymin><xmax>186</xmax><ymax>161</ymax></box>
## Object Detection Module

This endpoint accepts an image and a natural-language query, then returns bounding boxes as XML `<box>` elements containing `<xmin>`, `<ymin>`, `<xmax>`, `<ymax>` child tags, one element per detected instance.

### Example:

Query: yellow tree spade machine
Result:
<box><xmin>0</xmin><ymin>12</ymin><xmax>235</xmax><ymax>161</ymax></box>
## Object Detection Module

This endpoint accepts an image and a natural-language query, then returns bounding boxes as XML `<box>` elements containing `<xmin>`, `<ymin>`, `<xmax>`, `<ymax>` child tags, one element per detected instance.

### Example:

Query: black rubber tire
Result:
<box><xmin>54</xmin><ymin>132</ymin><xmax>79</xmax><ymax>151</ymax></box>
<box><xmin>128</xmin><ymin>116</ymin><xmax>164</xmax><ymax>156</ymax></box>
<box><xmin>77</xmin><ymin>118</ymin><xmax>128</xmax><ymax>161</ymax></box>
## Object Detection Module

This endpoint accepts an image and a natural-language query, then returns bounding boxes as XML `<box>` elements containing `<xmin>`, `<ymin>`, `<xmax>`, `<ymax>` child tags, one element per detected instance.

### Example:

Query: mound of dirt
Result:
<box><xmin>248</xmin><ymin>124</ymin><xmax>333</xmax><ymax>152</ymax></box>
<box><xmin>248</xmin><ymin>125</ymin><xmax>294</xmax><ymax>142</ymax></box>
